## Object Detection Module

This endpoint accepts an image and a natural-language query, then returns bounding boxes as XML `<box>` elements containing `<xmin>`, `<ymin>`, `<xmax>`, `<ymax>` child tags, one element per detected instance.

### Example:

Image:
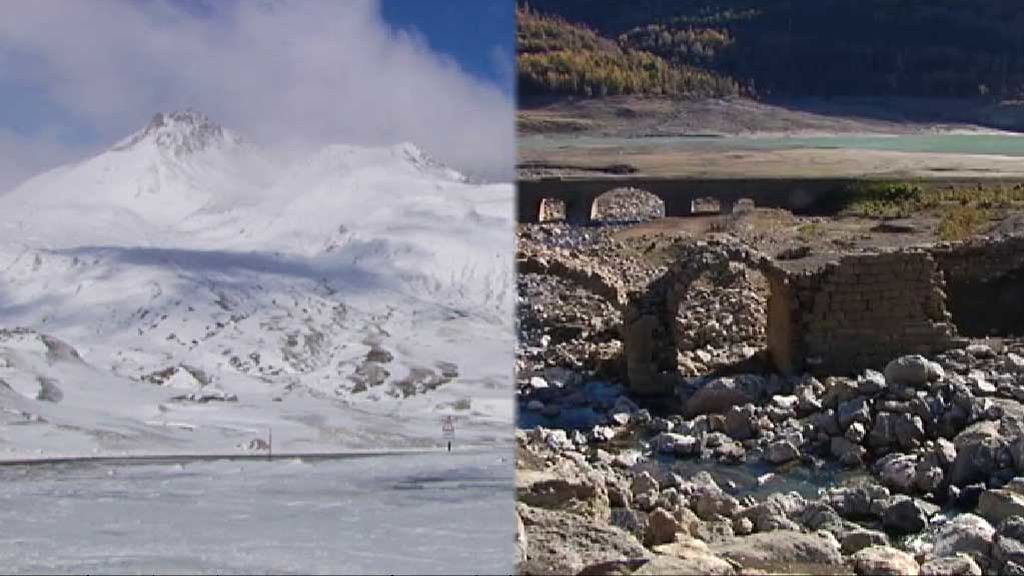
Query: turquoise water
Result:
<box><xmin>521</xmin><ymin>133</ymin><xmax>1024</xmax><ymax>156</ymax></box>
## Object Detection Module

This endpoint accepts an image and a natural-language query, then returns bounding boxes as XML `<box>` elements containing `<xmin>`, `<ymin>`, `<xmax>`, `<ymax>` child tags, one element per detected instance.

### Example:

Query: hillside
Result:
<box><xmin>517</xmin><ymin>6</ymin><xmax>739</xmax><ymax>99</ymax></box>
<box><xmin>519</xmin><ymin>0</ymin><xmax>1024</xmax><ymax>100</ymax></box>
<box><xmin>0</xmin><ymin>111</ymin><xmax>514</xmax><ymax>459</ymax></box>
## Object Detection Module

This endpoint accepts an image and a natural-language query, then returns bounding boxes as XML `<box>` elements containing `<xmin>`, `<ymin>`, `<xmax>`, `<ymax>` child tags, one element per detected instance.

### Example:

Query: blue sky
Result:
<box><xmin>171</xmin><ymin>0</ymin><xmax>514</xmax><ymax>94</ymax></box>
<box><xmin>0</xmin><ymin>0</ymin><xmax>515</xmax><ymax>189</ymax></box>
<box><xmin>380</xmin><ymin>0</ymin><xmax>514</xmax><ymax>95</ymax></box>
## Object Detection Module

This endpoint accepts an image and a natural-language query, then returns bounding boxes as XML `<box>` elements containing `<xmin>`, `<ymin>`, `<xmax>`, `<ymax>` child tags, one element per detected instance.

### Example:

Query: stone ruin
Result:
<box><xmin>624</xmin><ymin>235</ymin><xmax>1024</xmax><ymax>395</ymax></box>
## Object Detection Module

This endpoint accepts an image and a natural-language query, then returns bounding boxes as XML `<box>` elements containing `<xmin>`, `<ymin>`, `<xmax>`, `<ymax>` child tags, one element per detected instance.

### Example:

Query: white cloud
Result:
<box><xmin>0</xmin><ymin>0</ymin><xmax>515</xmax><ymax>186</ymax></box>
<box><xmin>0</xmin><ymin>128</ymin><xmax>86</xmax><ymax>194</ymax></box>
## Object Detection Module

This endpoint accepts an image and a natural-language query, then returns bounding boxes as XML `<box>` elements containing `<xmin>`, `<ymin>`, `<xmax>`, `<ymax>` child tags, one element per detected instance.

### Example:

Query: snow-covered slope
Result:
<box><xmin>0</xmin><ymin>110</ymin><xmax>513</xmax><ymax>459</ymax></box>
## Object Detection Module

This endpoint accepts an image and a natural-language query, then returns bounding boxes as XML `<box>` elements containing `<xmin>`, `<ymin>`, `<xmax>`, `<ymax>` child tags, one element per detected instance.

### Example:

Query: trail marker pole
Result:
<box><xmin>442</xmin><ymin>416</ymin><xmax>455</xmax><ymax>452</ymax></box>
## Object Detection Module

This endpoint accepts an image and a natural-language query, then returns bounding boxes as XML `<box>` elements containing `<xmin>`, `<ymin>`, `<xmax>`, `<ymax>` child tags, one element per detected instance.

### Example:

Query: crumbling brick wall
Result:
<box><xmin>932</xmin><ymin>235</ymin><xmax>1024</xmax><ymax>337</ymax></box>
<box><xmin>623</xmin><ymin>241</ymin><xmax>767</xmax><ymax>395</ymax></box>
<box><xmin>766</xmin><ymin>251</ymin><xmax>957</xmax><ymax>375</ymax></box>
<box><xmin>623</xmin><ymin>235</ymin><xmax>1024</xmax><ymax>394</ymax></box>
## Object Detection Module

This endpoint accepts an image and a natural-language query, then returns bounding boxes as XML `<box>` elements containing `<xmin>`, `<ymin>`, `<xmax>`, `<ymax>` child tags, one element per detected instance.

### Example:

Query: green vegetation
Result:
<box><xmin>840</xmin><ymin>183</ymin><xmax>928</xmax><ymax>219</ymax></box>
<box><xmin>517</xmin><ymin>7</ymin><xmax>739</xmax><ymax>98</ymax></box>
<box><xmin>796</xmin><ymin>222</ymin><xmax>825</xmax><ymax>241</ymax></box>
<box><xmin>836</xmin><ymin>182</ymin><xmax>1024</xmax><ymax>218</ymax></box>
<box><xmin>520</xmin><ymin>0</ymin><xmax>1024</xmax><ymax>100</ymax></box>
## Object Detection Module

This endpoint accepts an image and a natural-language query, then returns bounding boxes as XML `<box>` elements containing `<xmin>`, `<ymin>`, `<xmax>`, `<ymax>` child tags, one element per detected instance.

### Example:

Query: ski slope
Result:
<box><xmin>0</xmin><ymin>111</ymin><xmax>514</xmax><ymax>459</ymax></box>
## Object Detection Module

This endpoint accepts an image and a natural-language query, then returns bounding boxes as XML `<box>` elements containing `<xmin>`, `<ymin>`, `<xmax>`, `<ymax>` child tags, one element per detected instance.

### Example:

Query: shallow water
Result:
<box><xmin>518</xmin><ymin>406</ymin><xmax>606</xmax><ymax>430</ymax></box>
<box><xmin>636</xmin><ymin>454</ymin><xmax>870</xmax><ymax>501</ymax></box>
<box><xmin>521</xmin><ymin>133</ymin><xmax>1024</xmax><ymax>156</ymax></box>
<box><xmin>0</xmin><ymin>451</ymin><xmax>512</xmax><ymax>575</ymax></box>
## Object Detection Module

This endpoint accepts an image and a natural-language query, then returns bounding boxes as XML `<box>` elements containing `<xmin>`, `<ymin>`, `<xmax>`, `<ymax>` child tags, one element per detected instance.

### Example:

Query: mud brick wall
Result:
<box><xmin>767</xmin><ymin>251</ymin><xmax>957</xmax><ymax>375</ymax></box>
<box><xmin>932</xmin><ymin>236</ymin><xmax>1024</xmax><ymax>337</ymax></box>
<box><xmin>622</xmin><ymin>241</ymin><xmax>766</xmax><ymax>395</ymax></box>
<box><xmin>933</xmin><ymin>236</ymin><xmax>1024</xmax><ymax>282</ymax></box>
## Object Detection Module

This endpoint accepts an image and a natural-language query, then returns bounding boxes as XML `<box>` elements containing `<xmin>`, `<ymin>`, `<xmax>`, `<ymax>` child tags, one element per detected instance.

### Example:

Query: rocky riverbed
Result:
<box><xmin>515</xmin><ymin>203</ymin><xmax>1024</xmax><ymax>575</ymax></box>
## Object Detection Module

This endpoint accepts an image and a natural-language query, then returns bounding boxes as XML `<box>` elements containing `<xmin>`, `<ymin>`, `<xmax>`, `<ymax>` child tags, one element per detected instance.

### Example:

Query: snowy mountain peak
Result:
<box><xmin>393</xmin><ymin>141</ymin><xmax>466</xmax><ymax>181</ymax></box>
<box><xmin>112</xmin><ymin>109</ymin><xmax>241</xmax><ymax>156</ymax></box>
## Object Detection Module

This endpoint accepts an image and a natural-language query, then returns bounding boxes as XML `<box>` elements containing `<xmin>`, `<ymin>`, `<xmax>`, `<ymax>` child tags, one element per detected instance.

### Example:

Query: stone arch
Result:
<box><xmin>537</xmin><ymin>198</ymin><xmax>567</xmax><ymax>223</ymax></box>
<box><xmin>691</xmin><ymin>196</ymin><xmax>724</xmax><ymax>214</ymax></box>
<box><xmin>622</xmin><ymin>241</ymin><xmax>771</xmax><ymax>396</ymax></box>
<box><xmin>590</xmin><ymin>187</ymin><xmax>666</xmax><ymax>223</ymax></box>
<box><xmin>692</xmin><ymin>196</ymin><xmax>758</xmax><ymax>215</ymax></box>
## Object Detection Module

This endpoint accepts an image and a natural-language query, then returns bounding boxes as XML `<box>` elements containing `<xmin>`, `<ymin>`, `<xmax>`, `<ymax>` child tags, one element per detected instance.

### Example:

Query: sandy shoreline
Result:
<box><xmin>518</xmin><ymin>96</ymin><xmax>1024</xmax><ymax>180</ymax></box>
<box><xmin>520</xmin><ymin>147</ymin><xmax>1024</xmax><ymax>180</ymax></box>
<box><xmin>518</xmin><ymin>95</ymin><xmax>1024</xmax><ymax>139</ymax></box>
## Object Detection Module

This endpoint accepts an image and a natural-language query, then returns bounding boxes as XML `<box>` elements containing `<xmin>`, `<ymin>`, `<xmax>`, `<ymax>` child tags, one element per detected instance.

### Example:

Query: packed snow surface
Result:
<box><xmin>0</xmin><ymin>110</ymin><xmax>514</xmax><ymax>459</ymax></box>
<box><xmin>0</xmin><ymin>451</ymin><xmax>513</xmax><ymax>574</ymax></box>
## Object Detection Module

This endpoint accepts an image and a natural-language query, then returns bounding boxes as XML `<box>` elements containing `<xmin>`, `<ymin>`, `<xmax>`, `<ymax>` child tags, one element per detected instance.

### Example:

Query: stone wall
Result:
<box><xmin>622</xmin><ymin>241</ymin><xmax>767</xmax><ymax>395</ymax></box>
<box><xmin>767</xmin><ymin>251</ymin><xmax>958</xmax><ymax>375</ymax></box>
<box><xmin>933</xmin><ymin>235</ymin><xmax>1024</xmax><ymax>337</ymax></box>
<box><xmin>623</xmin><ymin>235</ymin><xmax>1024</xmax><ymax>393</ymax></box>
<box><xmin>933</xmin><ymin>235</ymin><xmax>1024</xmax><ymax>283</ymax></box>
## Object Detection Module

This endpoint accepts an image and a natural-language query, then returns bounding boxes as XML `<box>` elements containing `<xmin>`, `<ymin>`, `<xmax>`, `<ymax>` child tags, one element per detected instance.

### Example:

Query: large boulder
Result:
<box><xmin>645</xmin><ymin>536</ymin><xmax>737</xmax><ymax>575</ymax></box>
<box><xmin>765</xmin><ymin>439</ymin><xmax>801</xmax><ymax>465</ymax></box>
<box><xmin>710</xmin><ymin>530</ymin><xmax>843</xmax><ymax>572</ymax></box>
<box><xmin>951</xmin><ymin>421</ymin><xmax>1009</xmax><ymax>487</ymax></box>
<box><xmin>977</xmin><ymin>489</ymin><xmax>1024</xmax><ymax>525</ymax></box>
<box><xmin>737</xmin><ymin>495</ymin><xmax>802</xmax><ymax>533</ymax></box>
<box><xmin>882</xmin><ymin>496</ymin><xmax>933</xmax><ymax>535</ymax></box>
<box><xmin>994</xmin><ymin>516</ymin><xmax>1024</xmax><ymax>573</ymax></box>
<box><xmin>838</xmin><ymin>397</ymin><xmax>872</xmax><ymax>430</ymax></box>
<box><xmin>920</xmin><ymin>555</ymin><xmax>982</xmax><ymax>576</ymax></box>
<box><xmin>852</xmin><ymin>545</ymin><xmax>920</xmax><ymax>576</ymax></box>
<box><xmin>869</xmin><ymin>412</ymin><xmax>925</xmax><ymax>450</ymax></box>
<box><xmin>829</xmin><ymin>484</ymin><xmax>891</xmax><ymax>520</ymax></box>
<box><xmin>610</xmin><ymin>508</ymin><xmax>649</xmax><ymax>542</ymax></box>
<box><xmin>885</xmin><ymin>355</ymin><xmax>933</xmax><ymax>387</ymax></box>
<box><xmin>841</xmin><ymin>528</ymin><xmax>890</xmax><ymax>554</ymax></box>
<box><xmin>924</xmin><ymin>513</ymin><xmax>994</xmax><ymax>570</ymax></box>
<box><xmin>630</xmin><ymin>471</ymin><xmax>660</xmax><ymax>496</ymax></box>
<box><xmin>831</xmin><ymin>436</ymin><xmax>866</xmax><ymax>467</ymax></box>
<box><xmin>695</xmin><ymin>491</ymin><xmax>743</xmax><ymax>521</ymax></box>
<box><xmin>518</xmin><ymin>504</ymin><xmax>649</xmax><ymax>575</ymax></box>
<box><xmin>517</xmin><ymin>464</ymin><xmax>610</xmax><ymax>521</ymax></box>
<box><xmin>632</xmin><ymin>553</ymin><xmax>735</xmax><ymax>576</ymax></box>
<box><xmin>645</xmin><ymin>508</ymin><xmax>681</xmax><ymax>547</ymax></box>
<box><xmin>877</xmin><ymin>453</ymin><xmax>919</xmax><ymax>492</ymax></box>
<box><xmin>724</xmin><ymin>404</ymin><xmax>758</xmax><ymax>440</ymax></box>
<box><xmin>651</xmin><ymin>432</ymin><xmax>699</xmax><ymax>457</ymax></box>
<box><xmin>686</xmin><ymin>377</ymin><xmax>755</xmax><ymax>417</ymax></box>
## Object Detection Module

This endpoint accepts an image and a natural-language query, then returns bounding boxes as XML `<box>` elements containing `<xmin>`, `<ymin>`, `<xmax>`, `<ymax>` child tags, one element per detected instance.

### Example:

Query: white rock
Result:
<box><xmin>529</xmin><ymin>376</ymin><xmax>549</xmax><ymax>389</ymax></box>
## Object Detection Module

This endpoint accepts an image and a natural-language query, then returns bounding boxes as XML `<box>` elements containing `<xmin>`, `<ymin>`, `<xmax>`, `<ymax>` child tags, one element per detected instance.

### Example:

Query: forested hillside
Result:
<box><xmin>517</xmin><ymin>7</ymin><xmax>739</xmax><ymax>98</ymax></box>
<box><xmin>519</xmin><ymin>0</ymin><xmax>1024</xmax><ymax>100</ymax></box>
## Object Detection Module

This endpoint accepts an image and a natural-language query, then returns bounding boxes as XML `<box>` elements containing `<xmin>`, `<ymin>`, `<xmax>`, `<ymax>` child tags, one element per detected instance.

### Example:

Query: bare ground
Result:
<box><xmin>519</xmin><ymin>95</ymin><xmax>1024</xmax><ymax>137</ymax></box>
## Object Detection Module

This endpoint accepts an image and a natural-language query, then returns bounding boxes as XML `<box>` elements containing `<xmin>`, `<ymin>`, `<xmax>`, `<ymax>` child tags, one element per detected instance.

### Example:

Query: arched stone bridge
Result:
<box><xmin>518</xmin><ymin>176</ymin><xmax>862</xmax><ymax>224</ymax></box>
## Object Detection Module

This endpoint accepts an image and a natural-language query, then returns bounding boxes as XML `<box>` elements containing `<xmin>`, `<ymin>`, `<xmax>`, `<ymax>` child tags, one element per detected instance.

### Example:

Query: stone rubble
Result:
<box><xmin>515</xmin><ymin>212</ymin><xmax>1024</xmax><ymax>575</ymax></box>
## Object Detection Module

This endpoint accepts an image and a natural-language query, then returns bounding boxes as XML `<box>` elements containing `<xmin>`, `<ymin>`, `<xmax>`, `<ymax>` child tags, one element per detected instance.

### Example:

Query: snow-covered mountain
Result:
<box><xmin>0</xmin><ymin>110</ymin><xmax>514</xmax><ymax>459</ymax></box>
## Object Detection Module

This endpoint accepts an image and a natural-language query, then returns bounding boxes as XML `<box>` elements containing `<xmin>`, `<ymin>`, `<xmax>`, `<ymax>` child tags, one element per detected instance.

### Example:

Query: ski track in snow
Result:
<box><xmin>0</xmin><ymin>111</ymin><xmax>514</xmax><ymax>460</ymax></box>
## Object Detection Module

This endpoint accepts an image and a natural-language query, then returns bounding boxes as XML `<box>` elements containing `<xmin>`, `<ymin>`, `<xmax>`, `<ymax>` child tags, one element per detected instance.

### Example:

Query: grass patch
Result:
<box><xmin>796</xmin><ymin>222</ymin><xmax>825</xmax><ymax>241</ymax></box>
<box><xmin>840</xmin><ymin>182</ymin><xmax>928</xmax><ymax>218</ymax></box>
<box><xmin>937</xmin><ymin>205</ymin><xmax>989</xmax><ymax>241</ymax></box>
<box><xmin>832</xmin><ymin>181</ymin><xmax>1024</xmax><ymax>219</ymax></box>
